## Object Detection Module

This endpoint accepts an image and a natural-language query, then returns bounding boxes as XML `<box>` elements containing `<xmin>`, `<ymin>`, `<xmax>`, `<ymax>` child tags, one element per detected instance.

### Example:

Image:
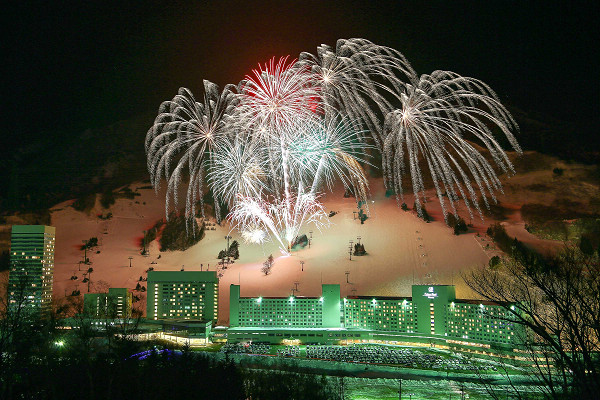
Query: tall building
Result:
<box><xmin>147</xmin><ymin>271</ymin><xmax>218</xmax><ymax>323</ymax></box>
<box><xmin>228</xmin><ymin>284</ymin><xmax>522</xmax><ymax>349</ymax></box>
<box><xmin>8</xmin><ymin>225</ymin><xmax>56</xmax><ymax>315</ymax></box>
<box><xmin>84</xmin><ymin>288</ymin><xmax>132</xmax><ymax>319</ymax></box>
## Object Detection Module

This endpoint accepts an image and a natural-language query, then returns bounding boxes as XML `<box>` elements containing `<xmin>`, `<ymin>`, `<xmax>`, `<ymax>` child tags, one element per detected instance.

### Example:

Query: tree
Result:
<box><xmin>262</xmin><ymin>255</ymin><xmax>274</xmax><ymax>275</ymax></box>
<box><xmin>160</xmin><ymin>213</ymin><xmax>205</xmax><ymax>251</ymax></box>
<box><xmin>445</xmin><ymin>213</ymin><xmax>467</xmax><ymax>234</ymax></box>
<box><xmin>446</xmin><ymin>213</ymin><xmax>458</xmax><ymax>228</ymax></box>
<box><xmin>454</xmin><ymin>217</ymin><xmax>468</xmax><ymax>235</ymax></box>
<box><xmin>100</xmin><ymin>188</ymin><xmax>116</xmax><ymax>209</ymax></box>
<box><xmin>228</xmin><ymin>240</ymin><xmax>240</xmax><ymax>259</ymax></box>
<box><xmin>218</xmin><ymin>240</ymin><xmax>241</xmax><ymax>260</ymax></box>
<box><xmin>421</xmin><ymin>207</ymin><xmax>431</xmax><ymax>223</ymax></box>
<box><xmin>0</xmin><ymin>274</ymin><xmax>72</xmax><ymax>399</ymax></box>
<box><xmin>488</xmin><ymin>255</ymin><xmax>501</xmax><ymax>269</ymax></box>
<box><xmin>579</xmin><ymin>235</ymin><xmax>594</xmax><ymax>256</ymax></box>
<box><xmin>353</xmin><ymin>243</ymin><xmax>366</xmax><ymax>256</ymax></box>
<box><xmin>81</xmin><ymin>237</ymin><xmax>99</xmax><ymax>250</ymax></box>
<box><xmin>414</xmin><ymin>201</ymin><xmax>431</xmax><ymax>222</ymax></box>
<box><xmin>464</xmin><ymin>246</ymin><xmax>600</xmax><ymax>400</ymax></box>
<box><xmin>553</xmin><ymin>167</ymin><xmax>564</xmax><ymax>177</ymax></box>
<box><xmin>358</xmin><ymin>209</ymin><xmax>368</xmax><ymax>224</ymax></box>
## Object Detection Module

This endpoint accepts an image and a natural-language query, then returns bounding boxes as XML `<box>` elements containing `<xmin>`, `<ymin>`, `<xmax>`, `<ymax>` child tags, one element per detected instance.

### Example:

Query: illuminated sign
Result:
<box><xmin>423</xmin><ymin>286</ymin><xmax>438</xmax><ymax>299</ymax></box>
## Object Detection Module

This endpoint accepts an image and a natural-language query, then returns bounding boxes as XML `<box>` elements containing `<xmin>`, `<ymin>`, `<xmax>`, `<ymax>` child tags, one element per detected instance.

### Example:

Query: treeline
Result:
<box><xmin>511</xmin><ymin>111</ymin><xmax>600</xmax><ymax>165</ymax></box>
<box><xmin>159</xmin><ymin>213</ymin><xmax>204</xmax><ymax>252</ymax></box>
<box><xmin>486</xmin><ymin>223</ymin><xmax>543</xmax><ymax>265</ymax></box>
<box><xmin>2</xmin><ymin>349</ymin><xmax>341</xmax><ymax>400</ymax></box>
<box><xmin>520</xmin><ymin>202</ymin><xmax>600</xmax><ymax>252</ymax></box>
<box><xmin>446</xmin><ymin>213</ymin><xmax>468</xmax><ymax>235</ymax></box>
<box><xmin>0</xmin><ymin>113</ymin><xmax>153</xmax><ymax>213</ymax></box>
<box><xmin>465</xmin><ymin>245</ymin><xmax>600</xmax><ymax>399</ymax></box>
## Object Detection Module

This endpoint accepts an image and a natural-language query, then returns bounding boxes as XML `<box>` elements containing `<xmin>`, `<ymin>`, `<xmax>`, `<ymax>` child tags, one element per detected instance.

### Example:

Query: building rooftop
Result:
<box><xmin>11</xmin><ymin>225</ymin><xmax>55</xmax><ymax>234</ymax></box>
<box><xmin>345</xmin><ymin>296</ymin><xmax>411</xmax><ymax>301</ymax></box>
<box><xmin>455</xmin><ymin>299</ymin><xmax>510</xmax><ymax>306</ymax></box>
<box><xmin>240</xmin><ymin>296</ymin><xmax>321</xmax><ymax>300</ymax></box>
<box><xmin>147</xmin><ymin>270</ymin><xmax>218</xmax><ymax>283</ymax></box>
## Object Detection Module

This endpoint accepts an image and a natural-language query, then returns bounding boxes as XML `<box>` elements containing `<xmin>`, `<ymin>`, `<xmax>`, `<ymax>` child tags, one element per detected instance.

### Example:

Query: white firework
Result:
<box><xmin>208</xmin><ymin>135</ymin><xmax>269</xmax><ymax>207</ymax></box>
<box><xmin>382</xmin><ymin>71</ymin><xmax>521</xmax><ymax>220</ymax></box>
<box><xmin>145</xmin><ymin>81</ymin><xmax>238</xmax><ymax>224</ymax></box>
<box><xmin>298</xmin><ymin>38</ymin><xmax>416</xmax><ymax>148</ymax></box>
<box><xmin>229</xmin><ymin>188</ymin><xmax>329</xmax><ymax>253</ymax></box>
<box><xmin>241</xmin><ymin>225</ymin><xmax>268</xmax><ymax>245</ymax></box>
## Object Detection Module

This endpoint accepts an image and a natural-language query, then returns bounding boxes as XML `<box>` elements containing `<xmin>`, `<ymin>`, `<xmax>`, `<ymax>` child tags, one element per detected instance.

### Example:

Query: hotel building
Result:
<box><xmin>146</xmin><ymin>271</ymin><xmax>218</xmax><ymax>324</ymax></box>
<box><xmin>84</xmin><ymin>288</ymin><xmax>132</xmax><ymax>319</ymax></box>
<box><xmin>228</xmin><ymin>284</ymin><xmax>522</xmax><ymax>350</ymax></box>
<box><xmin>8</xmin><ymin>225</ymin><xmax>56</xmax><ymax>315</ymax></box>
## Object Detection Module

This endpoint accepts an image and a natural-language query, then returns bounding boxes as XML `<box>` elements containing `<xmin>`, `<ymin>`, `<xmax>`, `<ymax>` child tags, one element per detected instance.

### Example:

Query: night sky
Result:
<box><xmin>2</xmin><ymin>1</ymin><xmax>598</xmax><ymax>158</ymax></box>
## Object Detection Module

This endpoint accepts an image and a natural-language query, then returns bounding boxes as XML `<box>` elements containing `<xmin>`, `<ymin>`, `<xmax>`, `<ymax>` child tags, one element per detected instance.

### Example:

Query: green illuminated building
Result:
<box><xmin>8</xmin><ymin>225</ymin><xmax>56</xmax><ymax>315</ymax></box>
<box><xmin>411</xmin><ymin>285</ymin><xmax>455</xmax><ymax>336</ymax></box>
<box><xmin>343</xmin><ymin>295</ymin><xmax>415</xmax><ymax>332</ymax></box>
<box><xmin>84</xmin><ymin>288</ymin><xmax>132</xmax><ymax>318</ymax></box>
<box><xmin>230</xmin><ymin>284</ymin><xmax>340</xmax><ymax>328</ymax></box>
<box><xmin>147</xmin><ymin>271</ymin><xmax>218</xmax><ymax>323</ymax></box>
<box><xmin>228</xmin><ymin>284</ymin><xmax>522</xmax><ymax>349</ymax></box>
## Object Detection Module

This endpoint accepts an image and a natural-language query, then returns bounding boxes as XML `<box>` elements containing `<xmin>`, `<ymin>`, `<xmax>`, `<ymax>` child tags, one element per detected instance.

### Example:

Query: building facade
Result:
<box><xmin>230</xmin><ymin>284</ymin><xmax>340</xmax><ymax>328</ymax></box>
<box><xmin>147</xmin><ymin>271</ymin><xmax>218</xmax><ymax>323</ymax></box>
<box><xmin>8</xmin><ymin>225</ymin><xmax>56</xmax><ymax>315</ymax></box>
<box><xmin>84</xmin><ymin>288</ymin><xmax>132</xmax><ymax>318</ymax></box>
<box><xmin>228</xmin><ymin>284</ymin><xmax>522</xmax><ymax>349</ymax></box>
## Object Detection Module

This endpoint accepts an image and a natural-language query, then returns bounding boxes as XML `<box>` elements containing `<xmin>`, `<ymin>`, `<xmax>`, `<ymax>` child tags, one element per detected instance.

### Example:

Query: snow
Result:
<box><xmin>51</xmin><ymin>179</ymin><xmax>492</xmax><ymax>325</ymax></box>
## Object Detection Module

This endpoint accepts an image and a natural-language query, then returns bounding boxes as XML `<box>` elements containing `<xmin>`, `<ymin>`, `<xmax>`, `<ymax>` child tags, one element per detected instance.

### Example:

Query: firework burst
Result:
<box><xmin>229</xmin><ymin>188</ymin><xmax>329</xmax><ymax>253</ymax></box>
<box><xmin>146</xmin><ymin>38</ymin><xmax>521</xmax><ymax>256</ymax></box>
<box><xmin>382</xmin><ymin>71</ymin><xmax>521</xmax><ymax>220</ymax></box>
<box><xmin>145</xmin><ymin>82</ymin><xmax>238</xmax><ymax>224</ymax></box>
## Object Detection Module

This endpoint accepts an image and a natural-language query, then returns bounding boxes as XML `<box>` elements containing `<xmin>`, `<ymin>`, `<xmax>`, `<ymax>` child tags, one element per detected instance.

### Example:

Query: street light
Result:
<box><xmin>224</xmin><ymin>235</ymin><xmax>232</xmax><ymax>263</ymax></box>
<box><xmin>397</xmin><ymin>378</ymin><xmax>402</xmax><ymax>400</ymax></box>
<box><xmin>142</xmin><ymin>230</ymin><xmax>147</xmax><ymax>255</ymax></box>
<box><xmin>87</xmin><ymin>268</ymin><xmax>92</xmax><ymax>292</ymax></box>
<box><xmin>300</xmin><ymin>261</ymin><xmax>305</xmax><ymax>271</ymax></box>
<box><xmin>128</xmin><ymin>256</ymin><xmax>133</xmax><ymax>268</ymax></box>
<box><xmin>82</xmin><ymin>240</ymin><xmax>88</xmax><ymax>265</ymax></box>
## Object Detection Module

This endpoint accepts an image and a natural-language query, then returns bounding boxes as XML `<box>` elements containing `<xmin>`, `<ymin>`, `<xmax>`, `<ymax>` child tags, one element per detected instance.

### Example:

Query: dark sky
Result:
<box><xmin>2</xmin><ymin>1</ymin><xmax>598</xmax><ymax>155</ymax></box>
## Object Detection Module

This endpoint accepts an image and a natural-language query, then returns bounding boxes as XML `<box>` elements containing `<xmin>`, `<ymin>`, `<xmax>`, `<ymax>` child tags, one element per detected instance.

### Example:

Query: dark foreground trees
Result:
<box><xmin>1</xmin><ymin>338</ymin><xmax>341</xmax><ymax>400</ymax></box>
<box><xmin>0</xmin><ymin>292</ymin><xmax>342</xmax><ymax>400</ymax></box>
<box><xmin>464</xmin><ymin>246</ymin><xmax>600</xmax><ymax>400</ymax></box>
